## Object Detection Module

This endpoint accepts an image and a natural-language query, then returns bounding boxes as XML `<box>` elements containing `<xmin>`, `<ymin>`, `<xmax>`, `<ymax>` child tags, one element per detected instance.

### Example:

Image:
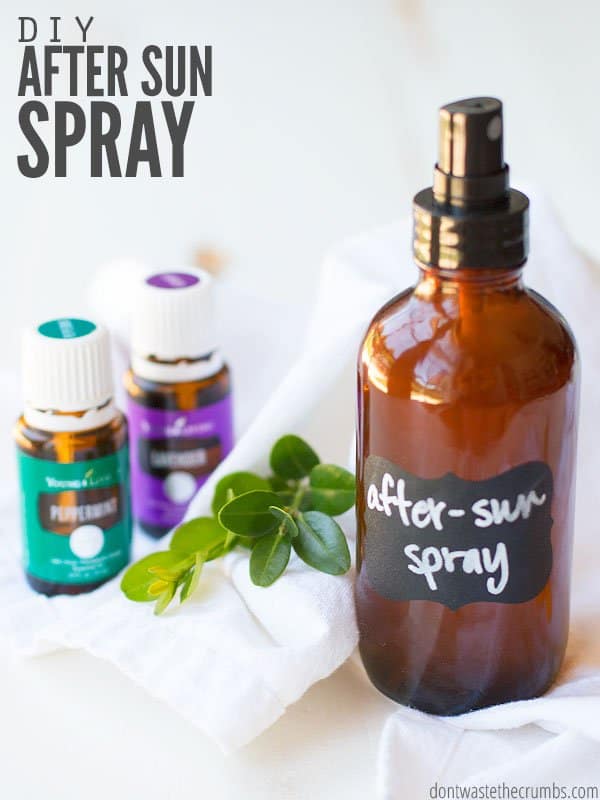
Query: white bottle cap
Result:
<box><xmin>131</xmin><ymin>267</ymin><xmax>222</xmax><ymax>382</ymax></box>
<box><xmin>22</xmin><ymin>318</ymin><xmax>116</xmax><ymax>430</ymax></box>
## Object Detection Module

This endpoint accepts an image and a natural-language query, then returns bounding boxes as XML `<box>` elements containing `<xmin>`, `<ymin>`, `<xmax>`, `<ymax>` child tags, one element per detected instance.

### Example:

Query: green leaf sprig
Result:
<box><xmin>120</xmin><ymin>435</ymin><xmax>355</xmax><ymax>615</ymax></box>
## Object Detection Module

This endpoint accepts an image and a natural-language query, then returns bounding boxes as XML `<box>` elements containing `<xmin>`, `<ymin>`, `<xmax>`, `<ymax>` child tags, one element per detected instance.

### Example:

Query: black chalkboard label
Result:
<box><xmin>363</xmin><ymin>456</ymin><xmax>553</xmax><ymax>610</ymax></box>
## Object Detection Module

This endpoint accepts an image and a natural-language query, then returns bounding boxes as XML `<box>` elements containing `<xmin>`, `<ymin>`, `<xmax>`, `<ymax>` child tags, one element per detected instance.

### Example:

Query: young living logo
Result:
<box><xmin>45</xmin><ymin>467</ymin><xmax>114</xmax><ymax>490</ymax></box>
<box><xmin>363</xmin><ymin>457</ymin><xmax>554</xmax><ymax>609</ymax></box>
<box><xmin>141</xmin><ymin>416</ymin><xmax>214</xmax><ymax>437</ymax></box>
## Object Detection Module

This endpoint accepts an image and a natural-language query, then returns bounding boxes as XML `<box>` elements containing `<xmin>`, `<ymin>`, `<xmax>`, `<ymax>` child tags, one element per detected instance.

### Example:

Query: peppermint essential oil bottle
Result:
<box><xmin>125</xmin><ymin>269</ymin><xmax>233</xmax><ymax>538</ymax></box>
<box><xmin>356</xmin><ymin>98</ymin><xmax>579</xmax><ymax>714</ymax></box>
<box><xmin>15</xmin><ymin>318</ymin><xmax>132</xmax><ymax>596</ymax></box>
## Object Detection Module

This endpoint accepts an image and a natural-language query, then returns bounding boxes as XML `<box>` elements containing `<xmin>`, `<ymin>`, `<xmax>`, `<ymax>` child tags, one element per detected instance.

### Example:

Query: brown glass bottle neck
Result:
<box><xmin>416</xmin><ymin>264</ymin><xmax>524</xmax><ymax>296</ymax></box>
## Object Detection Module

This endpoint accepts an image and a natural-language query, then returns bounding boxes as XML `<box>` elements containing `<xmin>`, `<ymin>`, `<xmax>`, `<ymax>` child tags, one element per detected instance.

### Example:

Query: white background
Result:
<box><xmin>2</xmin><ymin>0</ymin><xmax>600</xmax><ymax>364</ymax></box>
<box><xmin>1</xmin><ymin>1</ymin><xmax>599</xmax><ymax>798</ymax></box>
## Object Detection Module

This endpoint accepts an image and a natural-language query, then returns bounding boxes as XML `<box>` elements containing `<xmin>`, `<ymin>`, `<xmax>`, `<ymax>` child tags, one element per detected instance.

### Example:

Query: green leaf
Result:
<box><xmin>179</xmin><ymin>554</ymin><xmax>205</xmax><ymax>604</ymax></box>
<box><xmin>218</xmin><ymin>490</ymin><xmax>283</xmax><ymax>537</ymax></box>
<box><xmin>211</xmin><ymin>472</ymin><xmax>270</xmax><ymax>515</ymax></box>
<box><xmin>223</xmin><ymin>530</ymin><xmax>237</xmax><ymax>551</ymax></box>
<box><xmin>154</xmin><ymin>582</ymin><xmax>176</xmax><ymax>615</ymax></box>
<box><xmin>170</xmin><ymin>517</ymin><xmax>227</xmax><ymax>560</ymax></box>
<box><xmin>298</xmin><ymin>490</ymin><xmax>314</xmax><ymax>512</ymax></box>
<box><xmin>147</xmin><ymin>565</ymin><xmax>180</xmax><ymax>580</ymax></box>
<box><xmin>250</xmin><ymin>531</ymin><xmax>292</xmax><ymax>586</ymax></box>
<box><xmin>309</xmin><ymin>464</ymin><xmax>356</xmax><ymax>515</ymax></box>
<box><xmin>268</xmin><ymin>475</ymin><xmax>291</xmax><ymax>492</ymax></box>
<box><xmin>148</xmin><ymin>579</ymin><xmax>170</xmax><ymax>597</ymax></box>
<box><xmin>269</xmin><ymin>435</ymin><xmax>320</xmax><ymax>480</ymax></box>
<box><xmin>236</xmin><ymin>536</ymin><xmax>255</xmax><ymax>550</ymax></box>
<box><xmin>268</xmin><ymin>475</ymin><xmax>296</xmax><ymax>506</ymax></box>
<box><xmin>294</xmin><ymin>511</ymin><xmax>351</xmax><ymax>575</ymax></box>
<box><xmin>120</xmin><ymin>552</ymin><xmax>182</xmax><ymax>602</ymax></box>
<box><xmin>275</xmin><ymin>490</ymin><xmax>296</xmax><ymax>506</ymax></box>
<box><xmin>269</xmin><ymin>506</ymin><xmax>298</xmax><ymax>538</ymax></box>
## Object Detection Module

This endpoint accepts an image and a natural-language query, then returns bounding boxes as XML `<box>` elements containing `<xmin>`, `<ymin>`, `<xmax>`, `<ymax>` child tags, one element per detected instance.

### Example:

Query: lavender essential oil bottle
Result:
<box><xmin>125</xmin><ymin>269</ymin><xmax>234</xmax><ymax>538</ymax></box>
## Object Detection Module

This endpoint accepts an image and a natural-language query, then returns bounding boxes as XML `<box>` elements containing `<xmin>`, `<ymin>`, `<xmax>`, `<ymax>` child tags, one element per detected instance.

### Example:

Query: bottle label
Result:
<box><xmin>17</xmin><ymin>447</ymin><xmax>131</xmax><ymax>585</ymax></box>
<box><xmin>127</xmin><ymin>394</ymin><xmax>233</xmax><ymax>531</ymax></box>
<box><xmin>363</xmin><ymin>456</ymin><xmax>554</xmax><ymax>609</ymax></box>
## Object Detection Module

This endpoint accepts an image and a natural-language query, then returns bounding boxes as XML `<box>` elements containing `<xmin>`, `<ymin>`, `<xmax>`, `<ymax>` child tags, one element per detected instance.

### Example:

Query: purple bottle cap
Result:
<box><xmin>146</xmin><ymin>272</ymin><xmax>200</xmax><ymax>290</ymax></box>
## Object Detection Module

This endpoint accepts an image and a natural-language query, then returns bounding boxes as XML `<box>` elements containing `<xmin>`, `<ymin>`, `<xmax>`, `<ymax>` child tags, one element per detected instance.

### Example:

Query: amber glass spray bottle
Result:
<box><xmin>356</xmin><ymin>98</ymin><xmax>579</xmax><ymax>714</ymax></box>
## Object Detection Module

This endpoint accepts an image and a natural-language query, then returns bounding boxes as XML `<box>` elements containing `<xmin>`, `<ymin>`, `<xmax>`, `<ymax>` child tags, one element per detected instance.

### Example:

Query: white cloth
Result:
<box><xmin>1</xmin><ymin>190</ymin><xmax>599</xmax><ymax>787</ymax></box>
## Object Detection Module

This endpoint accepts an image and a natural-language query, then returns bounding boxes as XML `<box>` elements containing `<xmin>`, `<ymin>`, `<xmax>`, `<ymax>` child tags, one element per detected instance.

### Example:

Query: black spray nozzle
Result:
<box><xmin>433</xmin><ymin>97</ymin><xmax>509</xmax><ymax>207</ymax></box>
<box><xmin>413</xmin><ymin>95</ymin><xmax>529</xmax><ymax>269</ymax></box>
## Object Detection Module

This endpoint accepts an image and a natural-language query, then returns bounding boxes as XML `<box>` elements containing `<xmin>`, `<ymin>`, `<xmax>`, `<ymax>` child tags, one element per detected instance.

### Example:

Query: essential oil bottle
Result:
<box><xmin>15</xmin><ymin>318</ymin><xmax>132</xmax><ymax>596</ymax></box>
<box><xmin>125</xmin><ymin>268</ymin><xmax>233</xmax><ymax>538</ymax></box>
<box><xmin>356</xmin><ymin>98</ymin><xmax>579</xmax><ymax>714</ymax></box>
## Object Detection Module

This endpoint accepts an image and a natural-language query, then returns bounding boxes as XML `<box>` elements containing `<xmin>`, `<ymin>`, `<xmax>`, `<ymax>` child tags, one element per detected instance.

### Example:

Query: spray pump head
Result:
<box><xmin>413</xmin><ymin>96</ymin><xmax>529</xmax><ymax>269</ymax></box>
<box><xmin>434</xmin><ymin>97</ymin><xmax>509</xmax><ymax>207</ymax></box>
